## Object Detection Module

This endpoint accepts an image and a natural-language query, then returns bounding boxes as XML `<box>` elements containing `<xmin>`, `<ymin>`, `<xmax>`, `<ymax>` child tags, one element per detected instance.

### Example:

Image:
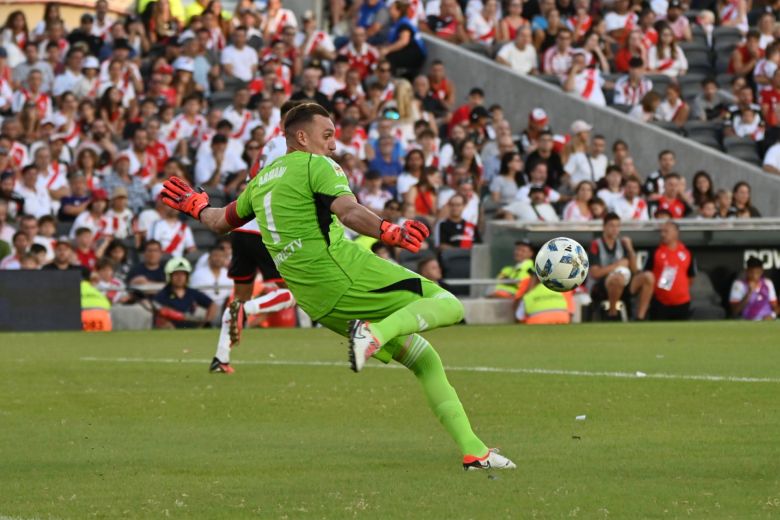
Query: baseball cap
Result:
<box><xmin>173</xmin><ymin>56</ymin><xmax>195</xmax><ymax>73</ymax></box>
<box><xmin>54</xmin><ymin>235</ymin><xmax>73</xmax><ymax>248</ymax></box>
<box><xmin>156</xmin><ymin>63</ymin><xmax>174</xmax><ymax>75</ymax></box>
<box><xmin>40</xmin><ymin>117</ymin><xmax>56</xmax><ymax>127</ymax></box>
<box><xmin>113</xmin><ymin>153</ymin><xmax>130</xmax><ymax>165</ymax></box>
<box><xmin>529</xmin><ymin>108</ymin><xmax>548</xmax><ymax>125</ymax></box>
<box><xmin>91</xmin><ymin>189</ymin><xmax>109</xmax><ymax>201</ymax></box>
<box><xmin>82</xmin><ymin>56</ymin><xmax>99</xmax><ymax>70</ymax></box>
<box><xmin>113</xmin><ymin>38</ymin><xmax>132</xmax><ymax>51</ymax></box>
<box><xmin>515</xmin><ymin>238</ymin><xmax>533</xmax><ymax>248</ymax></box>
<box><xmin>302</xmin><ymin>9</ymin><xmax>316</xmax><ymax>21</ymax></box>
<box><xmin>570</xmin><ymin>120</ymin><xmax>593</xmax><ymax>134</ymax></box>
<box><xmin>470</xmin><ymin>106</ymin><xmax>490</xmax><ymax>122</ymax></box>
<box><xmin>668</xmin><ymin>0</ymin><xmax>683</xmax><ymax>8</ymax></box>
<box><xmin>111</xmin><ymin>186</ymin><xmax>129</xmax><ymax>199</ymax></box>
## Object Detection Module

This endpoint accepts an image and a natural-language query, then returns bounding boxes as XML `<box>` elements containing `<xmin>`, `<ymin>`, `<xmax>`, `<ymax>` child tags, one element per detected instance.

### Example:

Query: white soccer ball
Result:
<box><xmin>534</xmin><ymin>237</ymin><xmax>589</xmax><ymax>292</ymax></box>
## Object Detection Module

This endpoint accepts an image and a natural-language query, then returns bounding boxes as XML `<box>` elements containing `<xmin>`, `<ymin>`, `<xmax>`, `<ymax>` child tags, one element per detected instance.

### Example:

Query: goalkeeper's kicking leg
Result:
<box><xmin>211</xmin><ymin>283</ymin><xmax>295</xmax><ymax>373</ymax></box>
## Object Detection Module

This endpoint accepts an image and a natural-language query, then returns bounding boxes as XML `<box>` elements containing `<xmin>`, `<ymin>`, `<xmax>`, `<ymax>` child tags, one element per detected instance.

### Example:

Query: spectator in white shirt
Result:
<box><xmin>648</xmin><ymin>24</ymin><xmax>688</xmax><ymax>77</ymax></box>
<box><xmin>15</xmin><ymin>164</ymin><xmax>53</xmax><ymax>219</ymax></box>
<box><xmin>597</xmin><ymin>166</ymin><xmax>625</xmax><ymax>210</ymax></box>
<box><xmin>562</xmin><ymin>181</ymin><xmax>595</xmax><ymax>221</ymax></box>
<box><xmin>542</xmin><ymin>29</ymin><xmax>574</xmax><ymax>77</ymax></box>
<box><xmin>613</xmin><ymin>57</ymin><xmax>653</xmax><ymax>106</ymax></box>
<box><xmin>190</xmin><ymin>246</ymin><xmax>233</xmax><ymax>310</ymax></box>
<box><xmin>495</xmin><ymin>26</ymin><xmax>537</xmax><ymax>75</ymax></box>
<box><xmin>194</xmin><ymin>134</ymin><xmax>248</xmax><ymax>189</ymax></box>
<box><xmin>146</xmin><ymin>204</ymin><xmax>196</xmax><ymax>257</ymax></box>
<box><xmin>358</xmin><ymin>170</ymin><xmax>394</xmax><ymax>213</ymax></box>
<box><xmin>563</xmin><ymin>51</ymin><xmax>606</xmax><ymax>106</ymax></box>
<box><xmin>612</xmin><ymin>175</ymin><xmax>650</xmax><ymax>220</ymax></box>
<box><xmin>52</xmin><ymin>48</ymin><xmax>85</xmax><ymax>97</ymax></box>
<box><xmin>220</xmin><ymin>26</ymin><xmax>258</xmax><ymax>82</ymax></box>
<box><xmin>564</xmin><ymin>120</ymin><xmax>606</xmax><ymax>188</ymax></box>
<box><xmin>501</xmin><ymin>186</ymin><xmax>560</xmax><ymax>221</ymax></box>
<box><xmin>0</xmin><ymin>231</ymin><xmax>29</xmax><ymax>270</ymax></box>
<box><xmin>762</xmin><ymin>140</ymin><xmax>780</xmax><ymax>175</ymax></box>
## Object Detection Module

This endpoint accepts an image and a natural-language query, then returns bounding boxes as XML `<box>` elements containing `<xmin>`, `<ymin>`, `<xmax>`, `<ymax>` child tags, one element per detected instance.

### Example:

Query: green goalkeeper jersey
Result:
<box><xmin>235</xmin><ymin>151</ymin><xmax>375</xmax><ymax>320</ymax></box>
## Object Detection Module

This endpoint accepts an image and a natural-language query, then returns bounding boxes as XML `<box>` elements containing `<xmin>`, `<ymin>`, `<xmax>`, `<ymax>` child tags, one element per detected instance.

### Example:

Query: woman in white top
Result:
<box><xmin>562</xmin><ymin>181</ymin><xmax>595</xmax><ymax>221</ymax></box>
<box><xmin>655</xmin><ymin>83</ymin><xmax>689</xmax><ymax>126</ymax></box>
<box><xmin>648</xmin><ymin>24</ymin><xmax>688</xmax><ymax>77</ymax></box>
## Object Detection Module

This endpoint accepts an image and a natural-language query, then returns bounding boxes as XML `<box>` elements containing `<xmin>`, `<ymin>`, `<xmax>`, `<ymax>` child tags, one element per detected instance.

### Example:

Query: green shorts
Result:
<box><xmin>316</xmin><ymin>254</ymin><xmax>453</xmax><ymax>363</ymax></box>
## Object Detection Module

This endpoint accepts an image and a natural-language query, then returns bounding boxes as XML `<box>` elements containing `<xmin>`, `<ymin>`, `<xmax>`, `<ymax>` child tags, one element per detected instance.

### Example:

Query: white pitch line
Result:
<box><xmin>78</xmin><ymin>357</ymin><xmax>780</xmax><ymax>384</ymax></box>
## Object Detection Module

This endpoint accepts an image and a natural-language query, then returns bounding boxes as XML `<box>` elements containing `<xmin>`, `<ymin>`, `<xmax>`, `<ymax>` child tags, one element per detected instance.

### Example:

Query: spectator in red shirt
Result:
<box><xmin>448</xmin><ymin>87</ymin><xmax>484</xmax><ymax>136</ymax></box>
<box><xmin>73</xmin><ymin>226</ymin><xmax>97</xmax><ymax>270</ymax></box>
<box><xmin>646</xmin><ymin>220</ymin><xmax>696</xmax><ymax>320</ymax></box>
<box><xmin>760</xmin><ymin>68</ymin><xmax>780</xmax><ymax>126</ymax></box>
<box><xmin>654</xmin><ymin>173</ymin><xmax>692</xmax><ymax>219</ymax></box>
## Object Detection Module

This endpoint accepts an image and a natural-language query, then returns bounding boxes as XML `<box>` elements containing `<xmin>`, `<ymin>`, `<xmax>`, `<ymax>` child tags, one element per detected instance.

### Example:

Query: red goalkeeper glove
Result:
<box><xmin>379</xmin><ymin>219</ymin><xmax>429</xmax><ymax>253</ymax></box>
<box><xmin>160</xmin><ymin>176</ymin><xmax>210</xmax><ymax>220</ymax></box>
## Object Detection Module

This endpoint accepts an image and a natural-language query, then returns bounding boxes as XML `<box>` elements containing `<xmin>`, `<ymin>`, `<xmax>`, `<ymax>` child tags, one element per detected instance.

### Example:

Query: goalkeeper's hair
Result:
<box><xmin>283</xmin><ymin>102</ymin><xmax>330</xmax><ymax>137</ymax></box>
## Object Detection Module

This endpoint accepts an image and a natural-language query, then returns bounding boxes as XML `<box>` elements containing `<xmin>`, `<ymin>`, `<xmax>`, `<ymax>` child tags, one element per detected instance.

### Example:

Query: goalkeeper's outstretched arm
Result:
<box><xmin>160</xmin><ymin>177</ymin><xmax>252</xmax><ymax>235</ymax></box>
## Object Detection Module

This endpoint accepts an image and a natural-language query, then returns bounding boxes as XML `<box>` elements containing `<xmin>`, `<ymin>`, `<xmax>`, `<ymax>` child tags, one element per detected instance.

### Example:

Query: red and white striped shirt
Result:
<box><xmin>339</xmin><ymin>42</ymin><xmax>379</xmax><ymax>80</ymax></box>
<box><xmin>164</xmin><ymin>114</ymin><xmax>208</xmax><ymax>154</ymax></box>
<box><xmin>613</xmin><ymin>76</ymin><xmax>653</xmax><ymax>106</ymax></box>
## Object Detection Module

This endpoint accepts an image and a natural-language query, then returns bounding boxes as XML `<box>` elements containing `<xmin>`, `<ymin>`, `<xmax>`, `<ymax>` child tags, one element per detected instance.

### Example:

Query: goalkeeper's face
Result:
<box><xmin>298</xmin><ymin>115</ymin><xmax>338</xmax><ymax>157</ymax></box>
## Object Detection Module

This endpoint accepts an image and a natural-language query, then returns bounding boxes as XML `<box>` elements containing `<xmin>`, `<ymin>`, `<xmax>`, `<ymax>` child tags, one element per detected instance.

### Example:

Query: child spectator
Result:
<box><xmin>730</xmin><ymin>257</ymin><xmax>779</xmax><ymax>320</ymax></box>
<box><xmin>73</xmin><ymin>227</ymin><xmax>97</xmax><ymax>270</ymax></box>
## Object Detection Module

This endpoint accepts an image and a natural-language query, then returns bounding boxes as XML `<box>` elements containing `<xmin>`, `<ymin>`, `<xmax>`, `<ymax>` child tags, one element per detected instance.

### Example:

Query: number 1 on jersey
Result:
<box><xmin>263</xmin><ymin>192</ymin><xmax>281</xmax><ymax>244</ymax></box>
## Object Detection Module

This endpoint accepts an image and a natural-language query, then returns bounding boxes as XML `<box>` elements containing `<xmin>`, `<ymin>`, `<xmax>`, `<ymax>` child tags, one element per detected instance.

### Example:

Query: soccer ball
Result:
<box><xmin>534</xmin><ymin>237</ymin><xmax>589</xmax><ymax>292</ymax></box>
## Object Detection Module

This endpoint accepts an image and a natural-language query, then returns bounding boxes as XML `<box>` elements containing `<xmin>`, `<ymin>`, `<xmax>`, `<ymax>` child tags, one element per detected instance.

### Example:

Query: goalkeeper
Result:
<box><xmin>161</xmin><ymin>103</ymin><xmax>515</xmax><ymax>471</ymax></box>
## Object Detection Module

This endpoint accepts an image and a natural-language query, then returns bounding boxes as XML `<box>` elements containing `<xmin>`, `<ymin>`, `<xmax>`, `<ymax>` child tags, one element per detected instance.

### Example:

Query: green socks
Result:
<box><xmin>393</xmin><ymin>335</ymin><xmax>488</xmax><ymax>458</ymax></box>
<box><xmin>371</xmin><ymin>295</ymin><xmax>464</xmax><ymax>346</ymax></box>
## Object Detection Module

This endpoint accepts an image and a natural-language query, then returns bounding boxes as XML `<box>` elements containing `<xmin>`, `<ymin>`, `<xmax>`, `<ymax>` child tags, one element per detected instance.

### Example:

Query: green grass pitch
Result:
<box><xmin>1</xmin><ymin>323</ymin><xmax>779</xmax><ymax>519</ymax></box>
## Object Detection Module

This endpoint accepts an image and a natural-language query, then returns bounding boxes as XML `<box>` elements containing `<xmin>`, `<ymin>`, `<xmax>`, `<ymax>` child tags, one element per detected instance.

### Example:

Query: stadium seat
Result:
<box><xmin>679</xmin><ymin>41</ymin><xmax>710</xmax><ymax>54</ymax></box>
<box><xmin>651</xmin><ymin>120</ymin><xmax>684</xmax><ymax>134</ymax></box>
<box><xmin>713</xmin><ymin>40</ymin><xmax>737</xmax><ymax>56</ymax></box>
<box><xmin>647</xmin><ymin>74</ymin><xmax>672</xmax><ymax>95</ymax></box>
<box><xmin>56</xmin><ymin>221</ymin><xmax>71</xmax><ymax>237</ymax></box>
<box><xmin>684</xmin><ymin>120</ymin><xmax>722</xmax><ymax>141</ymax></box>
<box><xmin>714</xmin><ymin>53</ymin><xmax>732</xmax><ymax>74</ymax></box>
<box><xmin>713</xmin><ymin>26</ymin><xmax>743</xmax><ymax>49</ymax></box>
<box><xmin>689</xmin><ymin>272</ymin><xmax>727</xmax><ymax>320</ymax></box>
<box><xmin>611</xmin><ymin>103</ymin><xmax>632</xmax><ymax>114</ymax></box>
<box><xmin>538</xmin><ymin>74</ymin><xmax>561</xmax><ymax>86</ymax></box>
<box><xmin>688</xmin><ymin>133</ymin><xmax>722</xmax><ymax>149</ymax></box>
<box><xmin>193</xmin><ymin>228</ymin><xmax>217</xmax><ymax>250</ymax></box>
<box><xmin>686</xmin><ymin>49</ymin><xmax>714</xmax><ymax>75</ymax></box>
<box><xmin>679</xmin><ymin>73</ymin><xmax>707</xmax><ymax>99</ymax></box>
<box><xmin>691</xmin><ymin>25</ymin><xmax>710</xmax><ymax>48</ymax></box>
<box><xmin>724</xmin><ymin>136</ymin><xmax>761</xmax><ymax>164</ymax></box>
<box><xmin>440</xmin><ymin>248</ymin><xmax>472</xmax><ymax>296</ymax></box>
<box><xmin>716</xmin><ymin>72</ymin><xmax>735</xmax><ymax>89</ymax></box>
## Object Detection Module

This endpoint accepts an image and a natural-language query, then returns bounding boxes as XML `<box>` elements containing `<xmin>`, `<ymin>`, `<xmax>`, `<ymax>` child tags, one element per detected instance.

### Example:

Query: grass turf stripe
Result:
<box><xmin>78</xmin><ymin>357</ymin><xmax>780</xmax><ymax>384</ymax></box>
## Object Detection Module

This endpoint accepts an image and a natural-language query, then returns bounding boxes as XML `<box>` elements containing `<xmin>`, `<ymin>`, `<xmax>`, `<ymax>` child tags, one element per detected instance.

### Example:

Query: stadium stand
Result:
<box><xmin>1</xmin><ymin>0</ymin><xmax>779</xmax><ymax>329</ymax></box>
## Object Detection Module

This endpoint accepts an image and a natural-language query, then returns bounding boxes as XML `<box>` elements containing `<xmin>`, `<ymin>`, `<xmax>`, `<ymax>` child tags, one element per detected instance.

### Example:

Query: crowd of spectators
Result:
<box><xmin>0</xmin><ymin>0</ymin><xmax>772</xmax><ymax>326</ymax></box>
<box><xmin>410</xmin><ymin>0</ymin><xmax>780</xmax><ymax>165</ymax></box>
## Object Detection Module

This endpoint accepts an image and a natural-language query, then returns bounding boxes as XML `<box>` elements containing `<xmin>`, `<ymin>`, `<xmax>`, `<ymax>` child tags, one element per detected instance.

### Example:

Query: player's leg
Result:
<box><xmin>213</xmin><ymin>281</ymin><xmax>252</xmax><ymax>373</ymax></box>
<box><xmin>387</xmin><ymin>334</ymin><xmax>516</xmax><ymax>469</ymax></box>
<box><xmin>317</xmin><ymin>306</ymin><xmax>515</xmax><ymax>469</ymax></box>
<box><xmin>629</xmin><ymin>271</ymin><xmax>655</xmax><ymax>320</ymax></box>
<box><xmin>604</xmin><ymin>271</ymin><xmax>627</xmax><ymax>318</ymax></box>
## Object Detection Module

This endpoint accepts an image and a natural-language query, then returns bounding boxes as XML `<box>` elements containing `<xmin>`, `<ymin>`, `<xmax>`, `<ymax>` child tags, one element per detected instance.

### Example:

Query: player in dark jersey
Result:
<box><xmin>210</xmin><ymin>101</ymin><xmax>301</xmax><ymax>374</ymax></box>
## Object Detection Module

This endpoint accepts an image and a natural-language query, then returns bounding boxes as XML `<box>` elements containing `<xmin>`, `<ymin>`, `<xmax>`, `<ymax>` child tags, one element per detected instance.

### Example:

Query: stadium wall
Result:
<box><xmin>421</xmin><ymin>35</ymin><xmax>780</xmax><ymax>217</ymax></box>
